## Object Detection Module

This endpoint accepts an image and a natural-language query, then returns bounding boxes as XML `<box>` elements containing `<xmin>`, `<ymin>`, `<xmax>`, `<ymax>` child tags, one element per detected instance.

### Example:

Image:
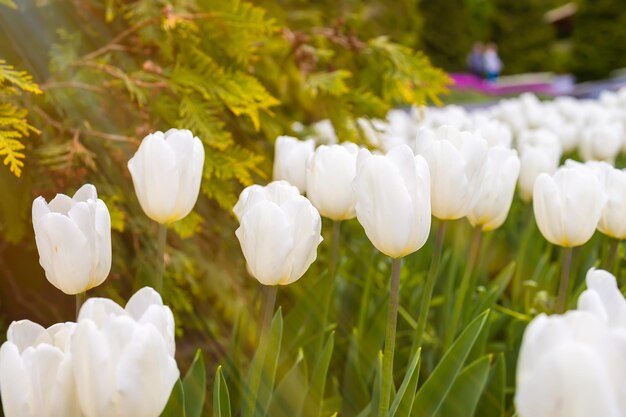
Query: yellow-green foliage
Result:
<box><xmin>0</xmin><ymin>0</ymin><xmax>449</xmax><ymax>372</ymax></box>
<box><xmin>0</xmin><ymin>60</ymin><xmax>41</xmax><ymax>177</ymax></box>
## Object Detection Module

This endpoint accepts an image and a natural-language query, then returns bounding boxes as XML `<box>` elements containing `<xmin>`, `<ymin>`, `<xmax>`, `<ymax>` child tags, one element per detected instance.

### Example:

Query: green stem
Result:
<box><xmin>75</xmin><ymin>292</ymin><xmax>85</xmax><ymax>320</ymax></box>
<box><xmin>605</xmin><ymin>238</ymin><xmax>619</xmax><ymax>273</ymax></box>
<box><xmin>513</xmin><ymin>209</ymin><xmax>534</xmax><ymax>305</ymax></box>
<box><xmin>556</xmin><ymin>246</ymin><xmax>574</xmax><ymax>313</ymax></box>
<box><xmin>414</xmin><ymin>220</ymin><xmax>446</xmax><ymax>349</ymax></box>
<box><xmin>156</xmin><ymin>223</ymin><xmax>167</xmax><ymax>293</ymax></box>
<box><xmin>261</xmin><ymin>285</ymin><xmax>277</xmax><ymax>337</ymax></box>
<box><xmin>330</xmin><ymin>220</ymin><xmax>341</xmax><ymax>276</ymax></box>
<box><xmin>378</xmin><ymin>257</ymin><xmax>402</xmax><ymax>417</ymax></box>
<box><xmin>445</xmin><ymin>226</ymin><xmax>482</xmax><ymax>349</ymax></box>
<box><xmin>357</xmin><ymin>252</ymin><xmax>376</xmax><ymax>338</ymax></box>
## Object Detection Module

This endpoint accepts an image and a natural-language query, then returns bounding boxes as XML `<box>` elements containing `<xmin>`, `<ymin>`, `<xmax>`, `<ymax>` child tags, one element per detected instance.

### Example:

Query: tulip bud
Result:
<box><xmin>32</xmin><ymin>184</ymin><xmax>112</xmax><ymax>295</ymax></box>
<box><xmin>272</xmin><ymin>136</ymin><xmax>315</xmax><ymax>192</ymax></box>
<box><xmin>417</xmin><ymin>125</ymin><xmax>488</xmax><ymax>220</ymax></box>
<box><xmin>354</xmin><ymin>145</ymin><xmax>431</xmax><ymax>258</ymax></box>
<box><xmin>306</xmin><ymin>143</ymin><xmax>359</xmax><ymax>221</ymax></box>
<box><xmin>72</xmin><ymin>288</ymin><xmax>179</xmax><ymax>417</ymax></box>
<box><xmin>235</xmin><ymin>181</ymin><xmax>323</xmax><ymax>285</ymax></box>
<box><xmin>533</xmin><ymin>164</ymin><xmax>606</xmax><ymax>247</ymax></box>
<box><xmin>467</xmin><ymin>147</ymin><xmax>520</xmax><ymax>231</ymax></box>
<box><xmin>128</xmin><ymin>129</ymin><xmax>205</xmax><ymax>224</ymax></box>
<box><xmin>0</xmin><ymin>321</ymin><xmax>80</xmax><ymax>417</ymax></box>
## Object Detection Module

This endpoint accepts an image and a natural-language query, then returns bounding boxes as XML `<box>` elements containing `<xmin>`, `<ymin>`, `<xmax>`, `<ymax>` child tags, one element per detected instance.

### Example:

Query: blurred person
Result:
<box><xmin>484</xmin><ymin>43</ymin><xmax>503</xmax><ymax>82</ymax></box>
<box><xmin>467</xmin><ymin>42</ymin><xmax>485</xmax><ymax>77</ymax></box>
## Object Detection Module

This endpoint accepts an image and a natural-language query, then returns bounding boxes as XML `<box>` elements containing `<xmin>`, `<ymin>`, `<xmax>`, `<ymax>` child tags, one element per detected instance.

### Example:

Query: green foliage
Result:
<box><xmin>418</xmin><ymin>0</ymin><xmax>472</xmax><ymax>71</ymax></box>
<box><xmin>570</xmin><ymin>0</ymin><xmax>626</xmax><ymax>80</ymax></box>
<box><xmin>0</xmin><ymin>59</ymin><xmax>41</xmax><ymax>177</ymax></box>
<box><xmin>488</xmin><ymin>0</ymin><xmax>555</xmax><ymax>74</ymax></box>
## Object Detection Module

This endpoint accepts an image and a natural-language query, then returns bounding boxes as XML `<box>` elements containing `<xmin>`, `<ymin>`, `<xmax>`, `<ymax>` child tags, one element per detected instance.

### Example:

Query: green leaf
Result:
<box><xmin>438</xmin><ymin>355</ymin><xmax>492</xmax><ymax>417</ymax></box>
<box><xmin>389</xmin><ymin>348</ymin><xmax>421</xmax><ymax>417</ymax></box>
<box><xmin>213</xmin><ymin>366</ymin><xmax>232</xmax><ymax>417</ymax></box>
<box><xmin>370</xmin><ymin>351</ymin><xmax>383</xmax><ymax>417</ymax></box>
<box><xmin>267</xmin><ymin>349</ymin><xmax>309</xmax><ymax>417</ymax></box>
<box><xmin>241</xmin><ymin>308</ymin><xmax>283</xmax><ymax>417</ymax></box>
<box><xmin>183</xmin><ymin>349</ymin><xmax>207</xmax><ymax>417</ymax></box>
<box><xmin>160</xmin><ymin>378</ymin><xmax>185</xmax><ymax>417</ymax></box>
<box><xmin>411</xmin><ymin>310</ymin><xmax>490</xmax><ymax>417</ymax></box>
<box><xmin>256</xmin><ymin>308</ymin><xmax>284</xmax><ymax>416</ymax></box>
<box><xmin>305</xmin><ymin>70</ymin><xmax>352</xmax><ymax>97</ymax></box>
<box><xmin>475</xmin><ymin>353</ymin><xmax>506</xmax><ymax>417</ymax></box>
<box><xmin>306</xmin><ymin>332</ymin><xmax>335</xmax><ymax>417</ymax></box>
<box><xmin>469</xmin><ymin>262</ymin><xmax>516</xmax><ymax>319</ymax></box>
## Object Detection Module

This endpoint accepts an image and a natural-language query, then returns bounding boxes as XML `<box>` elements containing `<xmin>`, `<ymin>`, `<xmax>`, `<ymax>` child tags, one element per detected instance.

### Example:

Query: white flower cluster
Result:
<box><xmin>0</xmin><ymin>288</ymin><xmax>179</xmax><ymax>417</ymax></box>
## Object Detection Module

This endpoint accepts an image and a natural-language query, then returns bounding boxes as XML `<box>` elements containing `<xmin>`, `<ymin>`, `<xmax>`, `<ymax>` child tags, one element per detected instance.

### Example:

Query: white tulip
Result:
<box><xmin>72</xmin><ymin>288</ymin><xmax>179</xmax><ymax>417</ymax></box>
<box><xmin>473</xmin><ymin>117</ymin><xmax>513</xmax><ymax>148</ymax></box>
<box><xmin>515</xmin><ymin>311</ymin><xmax>621</xmax><ymax>417</ymax></box>
<box><xmin>0</xmin><ymin>320</ymin><xmax>80</xmax><ymax>417</ymax></box>
<box><xmin>467</xmin><ymin>147</ymin><xmax>520</xmax><ymax>231</ymax></box>
<box><xmin>77</xmin><ymin>287</ymin><xmax>175</xmax><ymax>356</ymax></box>
<box><xmin>579</xmin><ymin>123</ymin><xmax>623</xmax><ymax>163</ymax></box>
<box><xmin>354</xmin><ymin>144</ymin><xmax>431</xmax><ymax>258</ymax></box>
<box><xmin>533</xmin><ymin>164</ymin><xmax>606</xmax><ymax>247</ymax></box>
<box><xmin>233</xmin><ymin>180</ymin><xmax>301</xmax><ymax>221</ymax></box>
<box><xmin>516</xmin><ymin>269</ymin><xmax>626</xmax><ymax>417</ymax></box>
<box><xmin>32</xmin><ymin>184</ymin><xmax>111</xmax><ymax>295</ymax></box>
<box><xmin>235</xmin><ymin>181</ymin><xmax>323</xmax><ymax>285</ymax></box>
<box><xmin>417</xmin><ymin>125</ymin><xmax>488</xmax><ymax>220</ymax></box>
<box><xmin>272</xmin><ymin>136</ymin><xmax>315</xmax><ymax>192</ymax></box>
<box><xmin>567</xmin><ymin>161</ymin><xmax>626</xmax><ymax>239</ymax></box>
<box><xmin>519</xmin><ymin>145</ymin><xmax>561</xmax><ymax>202</ymax></box>
<box><xmin>128</xmin><ymin>129</ymin><xmax>204</xmax><ymax>224</ymax></box>
<box><xmin>306</xmin><ymin>143</ymin><xmax>359</xmax><ymax>220</ymax></box>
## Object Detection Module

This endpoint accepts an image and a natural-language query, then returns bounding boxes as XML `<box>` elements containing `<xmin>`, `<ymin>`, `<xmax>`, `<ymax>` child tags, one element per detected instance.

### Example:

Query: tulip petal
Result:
<box><xmin>116</xmin><ymin>326</ymin><xmax>180</xmax><ymax>417</ymax></box>
<box><xmin>0</xmin><ymin>342</ymin><xmax>33</xmax><ymax>417</ymax></box>
<box><xmin>34</xmin><ymin>213</ymin><xmax>92</xmax><ymax>295</ymax></box>
<box><xmin>236</xmin><ymin>201</ymin><xmax>294</xmax><ymax>285</ymax></box>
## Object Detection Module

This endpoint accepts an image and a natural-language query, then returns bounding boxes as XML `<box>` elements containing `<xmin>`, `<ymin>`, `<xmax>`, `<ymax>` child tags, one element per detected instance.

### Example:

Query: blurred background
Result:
<box><xmin>1</xmin><ymin>0</ymin><xmax>625</xmax><ymax>406</ymax></box>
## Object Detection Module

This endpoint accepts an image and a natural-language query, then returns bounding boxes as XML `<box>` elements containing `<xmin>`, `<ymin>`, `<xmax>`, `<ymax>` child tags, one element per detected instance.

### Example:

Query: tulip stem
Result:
<box><xmin>156</xmin><ymin>223</ymin><xmax>167</xmax><ymax>293</ymax></box>
<box><xmin>556</xmin><ymin>246</ymin><xmax>574</xmax><ymax>313</ymax></box>
<box><xmin>330</xmin><ymin>220</ymin><xmax>341</xmax><ymax>276</ymax></box>
<box><xmin>605</xmin><ymin>238</ymin><xmax>620</xmax><ymax>274</ymax></box>
<box><xmin>414</xmin><ymin>220</ymin><xmax>446</xmax><ymax>350</ymax></box>
<box><xmin>261</xmin><ymin>285</ymin><xmax>277</xmax><ymax>336</ymax></box>
<box><xmin>75</xmin><ymin>292</ymin><xmax>85</xmax><ymax>319</ymax></box>
<box><xmin>379</xmin><ymin>256</ymin><xmax>402</xmax><ymax>417</ymax></box>
<box><xmin>446</xmin><ymin>226</ymin><xmax>482</xmax><ymax>349</ymax></box>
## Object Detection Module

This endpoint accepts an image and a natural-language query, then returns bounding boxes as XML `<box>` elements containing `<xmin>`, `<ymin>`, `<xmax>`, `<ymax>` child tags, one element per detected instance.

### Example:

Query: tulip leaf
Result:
<box><xmin>160</xmin><ymin>378</ymin><xmax>185</xmax><ymax>417</ymax></box>
<box><xmin>389</xmin><ymin>348</ymin><xmax>421</xmax><ymax>417</ymax></box>
<box><xmin>370</xmin><ymin>351</ymin><xmax>383</xmax><ymax>417</ymax></box>
<box><xmin>475</xmin><ymin>353</ymin><xmax>506</xmax><ymax>417</ymax></box>
<box><xmin>438</xmin><ymin>355</ymin><xmax>492</xmax><ymax>417</ymax></box>
<box><xmin>267</xmin><ymin>348</ymin><xmax>309</xmax><ymax>417</ymax></box>
<box><xmin>241</xmin><ymin>308</ymin><xmax>283</xmax><ymax>417</ymax></box>
<box><xmin>411</xmin><ymin>310</ymin><xmax>490</xmax><ymax>417</ymax></box>
<box><xmin>468</xmin><ymin>262</ymin><xmax>516</xmax><ymax>320</ymax></box>
<box><xmin>183</xmin><ymin>349</ymin><xmax>207</xmax><ymax>417</ymax></box>
<box><xmin>305</xmin><ymin>332</ymin><xmax>335</xmax><ymax>417</ymax></box>
<box><xmin>213</xmin><ymin>366</ymin><xmax>232</xmax><ymax>417</ymax></box>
